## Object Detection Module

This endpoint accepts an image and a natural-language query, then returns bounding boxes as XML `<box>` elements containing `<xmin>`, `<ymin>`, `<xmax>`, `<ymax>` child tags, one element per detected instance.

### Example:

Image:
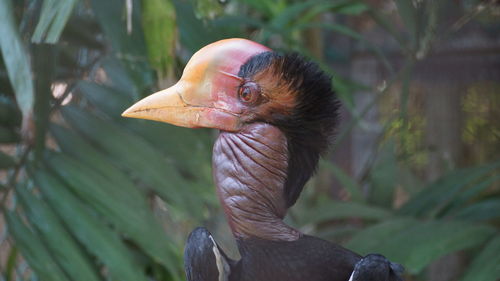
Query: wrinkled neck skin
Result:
<box><xmin>213</xmin><ymin>123</ymin><xmax>302</xmax><ymax>242</ymax></box>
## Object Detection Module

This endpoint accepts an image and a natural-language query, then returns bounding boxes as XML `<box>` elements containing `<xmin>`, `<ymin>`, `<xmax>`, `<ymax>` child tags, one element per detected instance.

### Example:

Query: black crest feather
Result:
<box><xmin>239</xmin><ymin>52</ymin><xmax>340</xmax><ymax>207</ymax></box>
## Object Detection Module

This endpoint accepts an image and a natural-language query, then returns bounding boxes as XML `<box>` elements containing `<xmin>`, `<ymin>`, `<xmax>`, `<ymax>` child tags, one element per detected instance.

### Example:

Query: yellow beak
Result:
<box><xmin>121</xmin><ymin>82</ymin><xmax>241</xmax><ymax>130</ymax></box>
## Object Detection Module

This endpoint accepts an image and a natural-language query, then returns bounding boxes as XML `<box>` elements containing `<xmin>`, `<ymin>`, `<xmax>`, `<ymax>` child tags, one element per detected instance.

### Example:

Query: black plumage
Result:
<box><xmin>349</xmin><ymin>254</ymin><xmax>404</xmax><ymax>281</ymax></box>
<box><xmin>233</xmin><ymin>235</ymin><xmax>360</xmax><ymax>281</ymax></box>
<box><xmin>185</xmin><ymin>233</ymin><xmax>405</xmax><ymax>281</ymax></box>
<box><xmin>184</xmin><ymin>227</ymin><xmax>232</xmax><ymax>281</ymax></box>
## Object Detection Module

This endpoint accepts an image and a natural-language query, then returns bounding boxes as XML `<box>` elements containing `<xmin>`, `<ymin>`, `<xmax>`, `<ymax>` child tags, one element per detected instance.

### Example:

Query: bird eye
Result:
<box><xmin>238</xmin><ymin>82</ymin><xmax>261</xmax><ymax>105</ymax></box>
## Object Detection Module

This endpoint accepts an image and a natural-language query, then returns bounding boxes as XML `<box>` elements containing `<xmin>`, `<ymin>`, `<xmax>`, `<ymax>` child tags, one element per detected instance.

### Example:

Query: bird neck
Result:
<box><xmin>212</xmin><ymin>123</ymin><xmax>301</xmax><ymax>241</ymax></box>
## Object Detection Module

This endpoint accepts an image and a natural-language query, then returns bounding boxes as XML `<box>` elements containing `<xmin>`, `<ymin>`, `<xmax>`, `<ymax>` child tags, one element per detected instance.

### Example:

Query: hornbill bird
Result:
<box><xmin>123</xmin><ymin>38</ymin><xmax>404</xmax><ymax>281</ymax></box>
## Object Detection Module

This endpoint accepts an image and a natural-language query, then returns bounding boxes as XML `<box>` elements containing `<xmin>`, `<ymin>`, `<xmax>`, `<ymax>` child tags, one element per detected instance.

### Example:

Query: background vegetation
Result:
<box><xmin>0</xmin><ymin>0</ymin><xmax>499</xmax><ymax>281</ymax></box>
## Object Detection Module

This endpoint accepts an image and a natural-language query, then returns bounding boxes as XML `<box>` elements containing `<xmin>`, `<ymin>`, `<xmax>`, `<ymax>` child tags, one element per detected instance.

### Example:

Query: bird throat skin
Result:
<box><xmin>212</xmin><ymin>123</ymin><xmax>302</xmax><ymax>242</ymax></box>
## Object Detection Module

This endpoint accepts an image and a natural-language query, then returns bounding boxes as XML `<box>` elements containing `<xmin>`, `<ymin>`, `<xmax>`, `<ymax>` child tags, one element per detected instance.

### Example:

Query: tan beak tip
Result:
<box><xmin>121</xmin><ymin>107</ymin><xmax>135</xmax><ymax>118</ymax></box>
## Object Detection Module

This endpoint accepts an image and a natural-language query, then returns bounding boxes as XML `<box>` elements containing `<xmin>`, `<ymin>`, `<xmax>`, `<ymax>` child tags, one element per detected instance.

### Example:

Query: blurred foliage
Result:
<box><xmin>0</xmin><ymin>0</ymin><xmax>499</xmax><ymax>281</ymax></box>
<box><xmin>462</xmin><ymin>82</ymin><xmax>500</xmax><ymax>162</ymax></box>
<box><xmin>142</xmin><ymin>0</ymin><xmax>177</xmax><ymax>81</ymax></box>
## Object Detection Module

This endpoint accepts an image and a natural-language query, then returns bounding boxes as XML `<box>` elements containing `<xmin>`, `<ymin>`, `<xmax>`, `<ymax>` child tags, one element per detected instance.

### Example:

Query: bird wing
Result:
<box><xmin>184</xmin><ymin>227</ymin><xmax>232</xmax><ymax>281</ymax></box>
<box><xmin>347</xmin><ymin>254</ymin><xmax>404</xmax><ymax>281</ymax></box>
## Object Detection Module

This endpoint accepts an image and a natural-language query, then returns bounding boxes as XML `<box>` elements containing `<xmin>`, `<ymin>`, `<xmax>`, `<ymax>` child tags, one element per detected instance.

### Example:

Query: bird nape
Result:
<box><xmin>122</xmin><ymin>38</ymin><xmax>404</xmax><ymax>281</ymax></box>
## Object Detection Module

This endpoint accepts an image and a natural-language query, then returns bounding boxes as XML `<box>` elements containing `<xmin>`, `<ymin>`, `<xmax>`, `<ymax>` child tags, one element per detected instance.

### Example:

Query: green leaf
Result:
<box><xmin>76</xmin><ymin>81</ymin><xmax>132</xmax><ymax>116</ymax></box>
<box><xmin>331</xmin><ymin>76</ymin><xmax>369</xmax><ymax>111</ymax></box>
<box><xmin>89</xmin><ymin>0</ymin><xmax>153</xmax><ymax>91</ymax></box>
<box><xmin>0</xmin><ymin>0</ymin><xmax>35</xmax><ymax>117</ymax></box>
<box><xmin>59</xmin><ymin>15</ymin><xmax>104</xmax><ymax>50</ymax></box>
<box><xmin>0</xmin><ymin>96</ymin><xmax>22</xmax><ymax>127</ymax></box>
<box><xmin>192</xmin><ymin>0</ymin><xmax>224</xmax><ymax>19</ymax></box>
<box><xmin>16</xmin><ymin>186</ymin><xmax>102</xmax><ymax>281</ymax></box>
<box><xmin>79</xmin><ymin>72</ymin><xmax>196</xmax><ymax>167</ymax></box>
<box><xmin>461</xmin><ymin>235</ymin><xmax>500</xmax><ymax>281</ymax></box>
<box><xmin>298</xmin><ymin>200</ymin><xmax>392</xmax><ymax>226</ymax></box>
<box><xmin>79</xmin><ymin>78</ymin><xmax>212</xmax><ymax>175</ymax></box>
<box><xmin>347</xmin><ymin>218</ymin><xmax>416</xmax><ymax>255</ymax></box>
<box><xmin>453</xmin><ymin>199</ymin><xmax>500</xmax><ymax>222</ymax></box>
<box><xmin>416</xmin><ymin>1</ymin><xmax>440</xmax><ymax>59</ymax></box>
<box><xmin>100</xmin><ymin>57</ymin><xmax>139</xmax><ymax>98</ymax></box>
<box><xmin>5</xmin><ymin>211</ymin><xmax>69</xmax><ymax>281</ymax></box>
<box><xmin>52</xmin><ymin>121</ymin><xmax>202</xmax><ymax>195</ymax></box>
<box><xmin>142</xmin><ymin>0</ymin><xmax>176</xmax><ymax>79</ymax></box>
<box><xmin>400</xmin><ymin>222</ymin><xmax>495</xmax><ymax>274</ymax></box>
<box><xmin>49</xmin><ymin>124</ymin><xmax>126</xmax><ymax>181</ymax></box>
<box><xmin>125</xmin><ymin>121</ymin><xmax>214</xmax><ymax>192</ymax></box>
<box><xmin>294</xmin><ymin>22</ymin><xmax>393</xmax><ymax>74</ymax></box>
<box><xmin>315</xmin><ymin>225</ymin><xmax>362</xmax><ymax>241</ymax></box>
<box><xmin>398</xmin><ymin>161</ymin><xmax>500</xmax><ymax>217</ymax></box>
<box><xmin>0</xmin><ymin>126</ymin><xmax>20</xmax><ymax>143</ymax></box>
<box><xmin>320</xmin><ymin>160</ymin><xmax>364</xmax><ymax>202</ymax></box>
<box><xmin>269</xmin><ymin>1</ymin><xmax>319</xmax><ymax>31</ymax></box>
<box><xmin>89</xmin><ymin>0</ymin><xmax>145</xmax><ymax>54</ymax></box>
<box><xmin>5</xmin><ymin>246</ymin><xmax>18</xmax><ymax>281</ymax></box>
<box><xmin>34</xmin><ymin>170</ymin><xmax>150</xmax><ymax>281</ymax></box>
<box><xmin>270</xmin><ymin>0</ymin><xmax>368</xmax><ymax>30</ymax></box>
<box><xmin>80</xmin><ymin>79</ymin><xmax>204</xmax><ymax>171</ymax></box>
<box><xmin>71</xmin><ymin>81</ymin><xmax>213</xmax><ymax>205</ymax></box>
<box><xmin>444</xmin><ymin>174</ymin><xmax>500</xmax><ymax>215</ymax></box>
<box><xmin>395</xmin><ymin>0</ymin><xmax>417</xmax><ymax>46</ymax></box>
<box><xmin>399</xmin><ymin>62</ymin><xmax>413</xmax><ymax>123</ymax></box>
<box><xmin>45</xmin><ymin>151</ymin><xmax>180</xmax><ymax>275</ymax></box>
<box><xmin>334</xmin><ymin>2</ymin><xmax>368</xmax><ymax>15</ymax></box>
<box><xmin>172</xmin><ymin>0</ymin><xmax>226</xmax><ymax>53</ymax></box>
<box><xmin>32</xmin><ymin>44</ymin><xmax>56</xmax><ymax>161</ymax></box>
<box><xmin>366</xmin><ymin>9</ymin><xmax>407</xmax><ymax>50</ymax></box>
<box><xmin>61</xmin><ymin>106</ymin><xmax>206</xmax><ymax>217</ymax></box>
<box><xmin>367</xmin><ymin>140</ymin><xmax>397</xmax><ymax>208</ymax></box>
<box><xmin>212</xmin><ymin>16</ymin><xmax>265</xmax><ymax>30</ymax></box>
<box><xmin>237</xmin><ymin>0</ymin><xmax>286</xmax><ymax>18</ymax></box>
<box><xmin>297</xmin><ymin>1</ymin><xmax>368</xmax><ymax>26</ymax></box>
<box><xmin>31</xmin><ymin>0</ymin><xmax>78</xmax><ymax>43</ymax></box>
<box><xmin>0</xmin><ymin>151</ymin><xmax>15</xmax><ymax>169</ymax></box>
<box><xmin>347</xmin><ymin>219</ymin><xmax>496</xmax><ymax>274</ymax></box>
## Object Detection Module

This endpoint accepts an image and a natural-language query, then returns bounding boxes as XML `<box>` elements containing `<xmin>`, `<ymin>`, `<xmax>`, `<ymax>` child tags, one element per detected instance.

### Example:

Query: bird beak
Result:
<box><xmin>121</xmin><ymin>81</ymin><xmax>241</xmax><ymax>131</ymax></box>
<box><xmin>122</xmin><ymin>38</ymin><xmax>270</xmax><ymax>131</ymax></box>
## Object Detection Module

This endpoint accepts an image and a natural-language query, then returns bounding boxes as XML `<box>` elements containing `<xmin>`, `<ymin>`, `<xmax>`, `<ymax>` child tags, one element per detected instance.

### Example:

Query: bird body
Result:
<box><xmin>123</xmin><ymin>38</ymin><xmax>404</xmax><ymax>281</ymax></box>
<box><xmin>184</xmin><ymin>227</ymin><xmax>360</xmax><ymax>281</ymax></box>
<box><xmin>234</xmin><ymin>235</ymin><xmax>360</xmax><ymax>281</ymax></box>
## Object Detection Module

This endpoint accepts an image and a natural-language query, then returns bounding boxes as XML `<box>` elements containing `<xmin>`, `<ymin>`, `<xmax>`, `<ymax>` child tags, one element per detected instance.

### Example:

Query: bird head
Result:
<box><xmin>123</xmin><ymin>38</ymin><xmax>339</xmax><ymax>207</ymax></box>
